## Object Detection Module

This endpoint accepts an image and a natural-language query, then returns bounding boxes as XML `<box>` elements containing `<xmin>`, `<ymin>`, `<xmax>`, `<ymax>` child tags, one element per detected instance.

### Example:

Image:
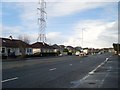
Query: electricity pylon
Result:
<box><xmin>37</xmin><ymin>0</ymin><xmax>47</xmax><ymax>43</ymax></box>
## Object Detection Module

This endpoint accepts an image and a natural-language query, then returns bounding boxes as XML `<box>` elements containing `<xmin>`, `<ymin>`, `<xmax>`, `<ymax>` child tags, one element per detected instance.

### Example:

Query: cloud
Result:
<box><xmin>19</xmin><ymin>31</ymin><xmax>67</xmax><ymax>44</ymax></box>
<box><xmin>2</xmin><ymin>25</ymin><xmax>22</xmax><ymax>37</ymax></box>
<box><xmin>16</xmin><ymin>3</ymin><xmax>38</xmax><ymax>30</ymax></box>
<box><xmin>0</xmin><ymin>24</ymin><xmax>2</xmax><ymax>37</ymax></box>
<box><xmin>63</xmin><ymin>20</ymin><xmax>118</xmax><ymax>48</ymax></box>
<box><xmin>2</xmin><ymin>1</ymin><xmax>118</xmax><ymax>48</ymax></box>
<box><xmin>1</xmin><ymin>24</ymin><xmax>38</xmax><ymax>43</ymax></box>
<box><xmin>47</xmin><ymin>2</ymin><xmax>109</xmax><ymax>17</ymax></box>
<box><xmin>1</xmin><ymin>0</ymin><xmax>119</xmax><ymax>2</ymax></box>
<box><xmin>46</xmin><ymin>32</ymin><xmax>67</xmax><ymax>45</ymax></box>
<box><xmin>14</xmin><ymin>1</ymin><xmax>117</xmax><ymax>20</ymax></box>
<box><xmin>10</xmin><ymin>1</ymin><xmax>116</xmax><ymax>33</ymax></box>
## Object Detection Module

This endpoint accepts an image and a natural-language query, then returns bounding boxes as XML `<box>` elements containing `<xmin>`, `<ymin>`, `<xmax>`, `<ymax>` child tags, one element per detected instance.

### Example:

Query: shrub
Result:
<box><xmin>63</xmin><ymin>49</ymin><xmax>68</xmax><ymax>52</ymax></box>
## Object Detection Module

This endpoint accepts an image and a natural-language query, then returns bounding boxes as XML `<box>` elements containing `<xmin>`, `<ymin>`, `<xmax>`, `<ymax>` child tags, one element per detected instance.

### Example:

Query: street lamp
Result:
<box><xmin>75</xmin><ymin>27</ymin><xmax>86</xmax><ymax>49</ymax></box>
<box><xmin>81</xmin><ymin>28</ymin><xmax>85</xmax><ymax>49</ymax></box>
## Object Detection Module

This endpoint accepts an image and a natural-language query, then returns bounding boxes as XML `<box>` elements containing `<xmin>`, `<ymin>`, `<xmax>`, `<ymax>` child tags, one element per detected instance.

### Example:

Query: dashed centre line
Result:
<box><xmin>1</xmin><ymin>77</ymin><xmax>18</xmax><ymax>83</ymax></box>
<box><xmin>49</xmin><ymin>68</ymin><xmax>56</xmax><ymax>71</ymax></box>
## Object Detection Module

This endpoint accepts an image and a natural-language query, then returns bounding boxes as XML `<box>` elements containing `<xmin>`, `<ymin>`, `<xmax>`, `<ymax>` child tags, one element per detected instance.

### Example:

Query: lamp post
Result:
<box><xmin>75</xmin><ymin>27</ymin><xmax>86</xmax><ymax>50</ymax></box>
<box><xmin>81</xmin><ymin>28</ymin><xmax>85</xmax><ymax>49</ymax></box>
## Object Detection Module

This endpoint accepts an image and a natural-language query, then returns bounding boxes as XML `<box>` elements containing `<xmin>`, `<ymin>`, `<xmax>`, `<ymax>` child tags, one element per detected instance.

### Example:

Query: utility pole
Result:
<box><xmin>37</xmin><ymin>0</ymin><xmax>47</xmax><ymax>43</ymax></box>
<box><xmin>82</xmin><ymin>28</ymin><xmax>85</xmax><ymax>49</ymax></box>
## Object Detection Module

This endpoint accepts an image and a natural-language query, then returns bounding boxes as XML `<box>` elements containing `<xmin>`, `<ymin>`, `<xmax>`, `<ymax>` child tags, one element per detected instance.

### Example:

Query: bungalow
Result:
<box><xmin>108</xmin><ymin>48</ymin><xmax>115</xmax><ymax>53</ymax></box>
<box><xmin>66</xmin><ymin>46</ymin><xmax>75</xmax><ymax>53</ymax></box>
<box><xmin>52</xmin><ymin>44</ymin><xmax>60</xmax><ymax>52</ymax></box>
<box><xmin>0</xmin><ymin>37</ymin><xmax>33</xmax><ymax>57</ymax></box>
<box><xmin>83</xmin><ymin>48</ymin><xmax>89</xmax><ymax>55</ymax></box>
<box><xmin>59</xmin><ymin>45</ymin><xmax>65</xmax><ymax>53</ymax></box>
<box><xmin>31</xmin><ymin>42</ymin><xmax>54</xmax><ymax>54</ymax></box>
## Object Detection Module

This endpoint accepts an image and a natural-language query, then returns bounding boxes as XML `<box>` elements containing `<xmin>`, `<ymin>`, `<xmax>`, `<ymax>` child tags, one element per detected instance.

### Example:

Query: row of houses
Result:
<box><xmin>0</xmin><ymin>37</ymin><xmax>56</xmax><ymax>57</ymax></box>
<box><xmin>0</xmin><ymin>37</ymin><xmax>114</xmax><ymax>57</ymax></box>
<box><xmin>0</xmin><ymin>37</ymin><xmax>77</xmax><ymax>57</ymax></box>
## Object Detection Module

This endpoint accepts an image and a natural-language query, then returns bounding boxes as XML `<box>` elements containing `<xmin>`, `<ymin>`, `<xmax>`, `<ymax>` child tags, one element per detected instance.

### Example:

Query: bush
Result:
<box><xmin>63</xmin><ymin>49</ymin><xmax>68</xmax><ymax>52</ymax></box>
<box><xmin>2</xmin><ymin>56</ymin><xmax>7</xmax><ymax>59</ymax></box>
<box><xmin>40</xmin><ymin>52</ymin><xmax>58</xmax><ymax>57</ymax></box>
<box><xmin>68</xmin><ymin>52</ymin><xmax>72</xmax><ymax>55</ymax></box>
<box><xmin>2</xmin><ymin>53</ymin><xmax>7</xmax><ymax>59</ymax></box>
<box><xmin>24</xmin><ymin>52</ymin><xmax>59</xmax><ymax>58</ymax></box>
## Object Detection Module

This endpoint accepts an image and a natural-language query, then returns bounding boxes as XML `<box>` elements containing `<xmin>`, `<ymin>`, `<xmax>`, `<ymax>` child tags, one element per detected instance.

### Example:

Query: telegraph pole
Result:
<box><xmin>82</xmin><ymin>28</ymin><xmax>83</xmax><ymax>48</ymax></box>
<box><xmin>37</xmin><ymin>0</ymin><xmax>47</xmax><ymax>43</ymax></box>
<box><xmin>82</xmin><ymin>28</ymin><xmax>85</xmax><ymax>48</ymax></box>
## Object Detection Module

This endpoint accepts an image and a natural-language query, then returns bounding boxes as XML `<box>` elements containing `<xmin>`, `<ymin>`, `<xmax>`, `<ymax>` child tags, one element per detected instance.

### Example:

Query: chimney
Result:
<box><xmin>9</xmin><ymin>36</ymin><xmax>13</xmax><ymax>40</ymax></box>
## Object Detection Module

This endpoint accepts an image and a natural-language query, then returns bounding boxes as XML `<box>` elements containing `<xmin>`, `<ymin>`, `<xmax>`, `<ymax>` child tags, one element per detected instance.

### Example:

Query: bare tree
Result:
<box><xmin>18</xmin><ymin>35</ymin><xmax>30</xmax><ymax>44</ymax></box>
<box><xmin>18</xmin><ymin>35</ymin><xmax>23</xmax><ymax>41</ymax></box>
<box><xmin>18</xmin><ymin>35</ymin><xmax>30</xmax><ymax>58</ymax></box>
<box><xmin>24</xmin><ymin>35</ymin><xmax>30</xmax><ymax>44</ymax></box>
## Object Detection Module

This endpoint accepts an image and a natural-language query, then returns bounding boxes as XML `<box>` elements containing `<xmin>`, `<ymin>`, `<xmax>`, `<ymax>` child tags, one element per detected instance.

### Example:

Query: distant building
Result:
<box><xmin>83</xmin><ymin>48</ymin><xmax>89</xmax><ymax>55</ymax></box>
<box><xmin>52</xmin><ymin>44</ymin><xmax>60</xmax><ymax>53</ymax></box>
<box><xmin>59</xmin><ymin>45</ymin><xmax>66</xmax><ymax>54</ymax></box>
<box><xmin>108</xmin><ymin>48</ymin><xmax>115</xmax><ymax>53</ymax></box>
<box><xmin>113</xmin><ymin>43</ymin><xmax>120</xmax><ymax>55</ymax></box>
<box><xmin>66</xmin><ymin>46</ymin><xmax>75</xmax><ymax>53</ymax></box>
<box><xmin>75</xmin><ymin>46</ymin><xmax>82</xmax><ymax>51</ymax></box>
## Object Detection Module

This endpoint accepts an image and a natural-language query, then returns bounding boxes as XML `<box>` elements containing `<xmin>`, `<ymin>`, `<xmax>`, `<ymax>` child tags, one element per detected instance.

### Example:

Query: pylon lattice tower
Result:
<box><xmin>37</xmin><ymin>0</ymin><xmax>47</xmax><ymax>42</ymax></box>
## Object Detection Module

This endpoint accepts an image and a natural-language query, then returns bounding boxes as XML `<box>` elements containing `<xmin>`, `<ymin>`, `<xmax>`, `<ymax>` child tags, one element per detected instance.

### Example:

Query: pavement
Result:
<box><xmin>70</xmin><ymin>54</ymin><xmax>119</xmax><ymax>88</ymax></box>
<box><xmin>1</xmin><ymin>52</ymin><xmax>119</xmax><ymax>88</ymax></box>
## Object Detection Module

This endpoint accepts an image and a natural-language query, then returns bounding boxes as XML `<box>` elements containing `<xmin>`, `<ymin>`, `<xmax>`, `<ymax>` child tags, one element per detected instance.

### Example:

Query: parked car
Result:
<box><xmin>75</xmin><ymin>51</ymin><xmax>80</xmax><ymax>56</ymax></box>
<box><xmin>75</xmin><ymin>51</ymin><xmax>87</xmax><ymax>56</ymax></box>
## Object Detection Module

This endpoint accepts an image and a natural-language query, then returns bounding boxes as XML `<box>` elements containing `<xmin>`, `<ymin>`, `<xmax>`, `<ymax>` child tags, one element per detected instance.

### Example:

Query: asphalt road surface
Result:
<box><xmin>2</xmin><ymin>52</ymin><xmax>119</xmax><ymax>88</ymax></box>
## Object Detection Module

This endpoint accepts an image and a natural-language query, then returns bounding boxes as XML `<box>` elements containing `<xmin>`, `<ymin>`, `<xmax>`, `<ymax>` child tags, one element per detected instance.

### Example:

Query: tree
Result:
<box><xmin>18</xmin><ymin>35</ymin><xmax>30</xmax><ymax>44</ymax></box>
<box><xmin>113</xmin><ymin>43</ymin><xmax>120</xmax><ymax>54</ymax></box>
<box><xmin>18</xmin><ymin>35</ymin><xmax>30</xmax><ymax>58</ymax></box>
<box><xmin>63</xmin><ymin>48</ymin><xmax>68</xmax><ymax>52</ymax></box>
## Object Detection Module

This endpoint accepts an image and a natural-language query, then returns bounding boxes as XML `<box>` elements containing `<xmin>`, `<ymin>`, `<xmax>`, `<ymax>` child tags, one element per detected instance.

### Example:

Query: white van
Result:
<box><xmin>75</xmin><ymin>51</ymin><xmax>80</xmax><ymax>56</ymax></box>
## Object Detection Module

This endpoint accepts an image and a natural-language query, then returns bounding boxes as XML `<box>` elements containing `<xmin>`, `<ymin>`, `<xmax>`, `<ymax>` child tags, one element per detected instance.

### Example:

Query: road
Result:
<box><xmin>2</xmin><ymin>53</ymin><xmax>119</xmax><ymax>88</ymax></box>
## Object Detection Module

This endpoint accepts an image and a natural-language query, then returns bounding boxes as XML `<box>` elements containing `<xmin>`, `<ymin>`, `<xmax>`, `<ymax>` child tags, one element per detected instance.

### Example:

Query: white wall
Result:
<box><xmin>33</xmin><ymin>48</ymin><xmax>41</xmax><ymax>54</ymax></box>
<box><xmin>83</xmin><ymin>49</ymin><xmax>88</xmax><ymax>54</ymax></box>
<box><xmin>25</xmin><ymin>48</ymin><xmax>33</xmax><ymax>55</ymax></box>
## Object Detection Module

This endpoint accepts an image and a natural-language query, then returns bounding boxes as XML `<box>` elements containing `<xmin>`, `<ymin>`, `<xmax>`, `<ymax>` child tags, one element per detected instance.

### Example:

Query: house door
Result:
<box><xmin>7</xmin><ymin>49</ymin><xmax>11</xmax><ymax>56</ymax></box>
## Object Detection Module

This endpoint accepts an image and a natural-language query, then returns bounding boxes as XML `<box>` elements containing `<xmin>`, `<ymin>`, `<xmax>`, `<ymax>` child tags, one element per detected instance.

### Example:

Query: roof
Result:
<box><xmin>66</xmin><ymin>46</ymin><xmax>74</xmax><ymax>49</ymax></box>
<box><xmin>31</xmin><ymin>42</ymin><xmax>54</xmax><ymax>49</ymax></box>
<box><xmin>31</xmin><ymin>42</ymin><xmax>44</xmax><ymax>48</ymax></box>
<box><xmin>52</xmin><ymin>44</ymin><xmax>60</xmax><ymax>49</ymax></box>
<box><xmin>0</xmin><ymin>38</ymin><xmax>30</xmax><ymax>48</ymax></box>
<box><xmin>59</xmin><ymin>45</ymin><xmax>65</xmax><ymax>49</ymax></box>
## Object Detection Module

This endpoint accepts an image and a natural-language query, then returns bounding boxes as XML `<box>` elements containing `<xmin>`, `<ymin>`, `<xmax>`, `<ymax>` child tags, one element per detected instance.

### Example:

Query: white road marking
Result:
<box><xmin>71</xmin><ymin>74</ymin><xmax>90</xmax><ymax>88</ymax></box>
<box><xmin>89</xmin><ymin>57</ymin><xmax>109</xmax><ymax>75</ymax></box>
<box><xmin>106</xmin><ymin>58</ymin><xmax>109</xmax><ymax>60</ymax></box>
<box><xmin>49</xmin><ymin>68</ymin><xmax>56</xmax><ymax>71</ymax></box>
<box><xmin>1</xmin><ymin>77</ymin><xmax>18</xmax><ymax>83</ymax></box>
<box><xmin>71</xmin><ymin>57</ymin><xmax>109</xmax><ymax>88</ymax></box>
<box><xmin>82</xmin><ymin>74</ymin><xmax>89</xmax><ymax>80</ymax></box>
<box><xmin>88</xmin><ymin>71</ymin><xmax>94</xmax><ymax>75</ymax></box>
<box><xmin>70</xmin><ymin>64</ymin><xmax>72</xmax><ymax>66</ymax></box>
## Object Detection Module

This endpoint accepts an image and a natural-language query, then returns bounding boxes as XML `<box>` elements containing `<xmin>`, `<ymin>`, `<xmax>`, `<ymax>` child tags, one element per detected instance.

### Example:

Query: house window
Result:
<box><xmin>27</xmin><ymin>48</ymin><xmax>32</xmax><ymax>53</ymax></box>
<box><xmin>27</xmin><ymin>48</ymin><xmax>29</xmax><ymax>53</ymax></box>
<box><xmin>2</xmin><ymin>48</ymin><xmax>5</xmax><ymax>53</ymax></box>
<box><xmin>29</xmin><ymin>49</ymin><xmax>32</xmax><ymax>53</ymax></box>
<box><xmin>20</xmin><ymin>49</ymin><xmax>22</xmax><ymax>53</ymax></box>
